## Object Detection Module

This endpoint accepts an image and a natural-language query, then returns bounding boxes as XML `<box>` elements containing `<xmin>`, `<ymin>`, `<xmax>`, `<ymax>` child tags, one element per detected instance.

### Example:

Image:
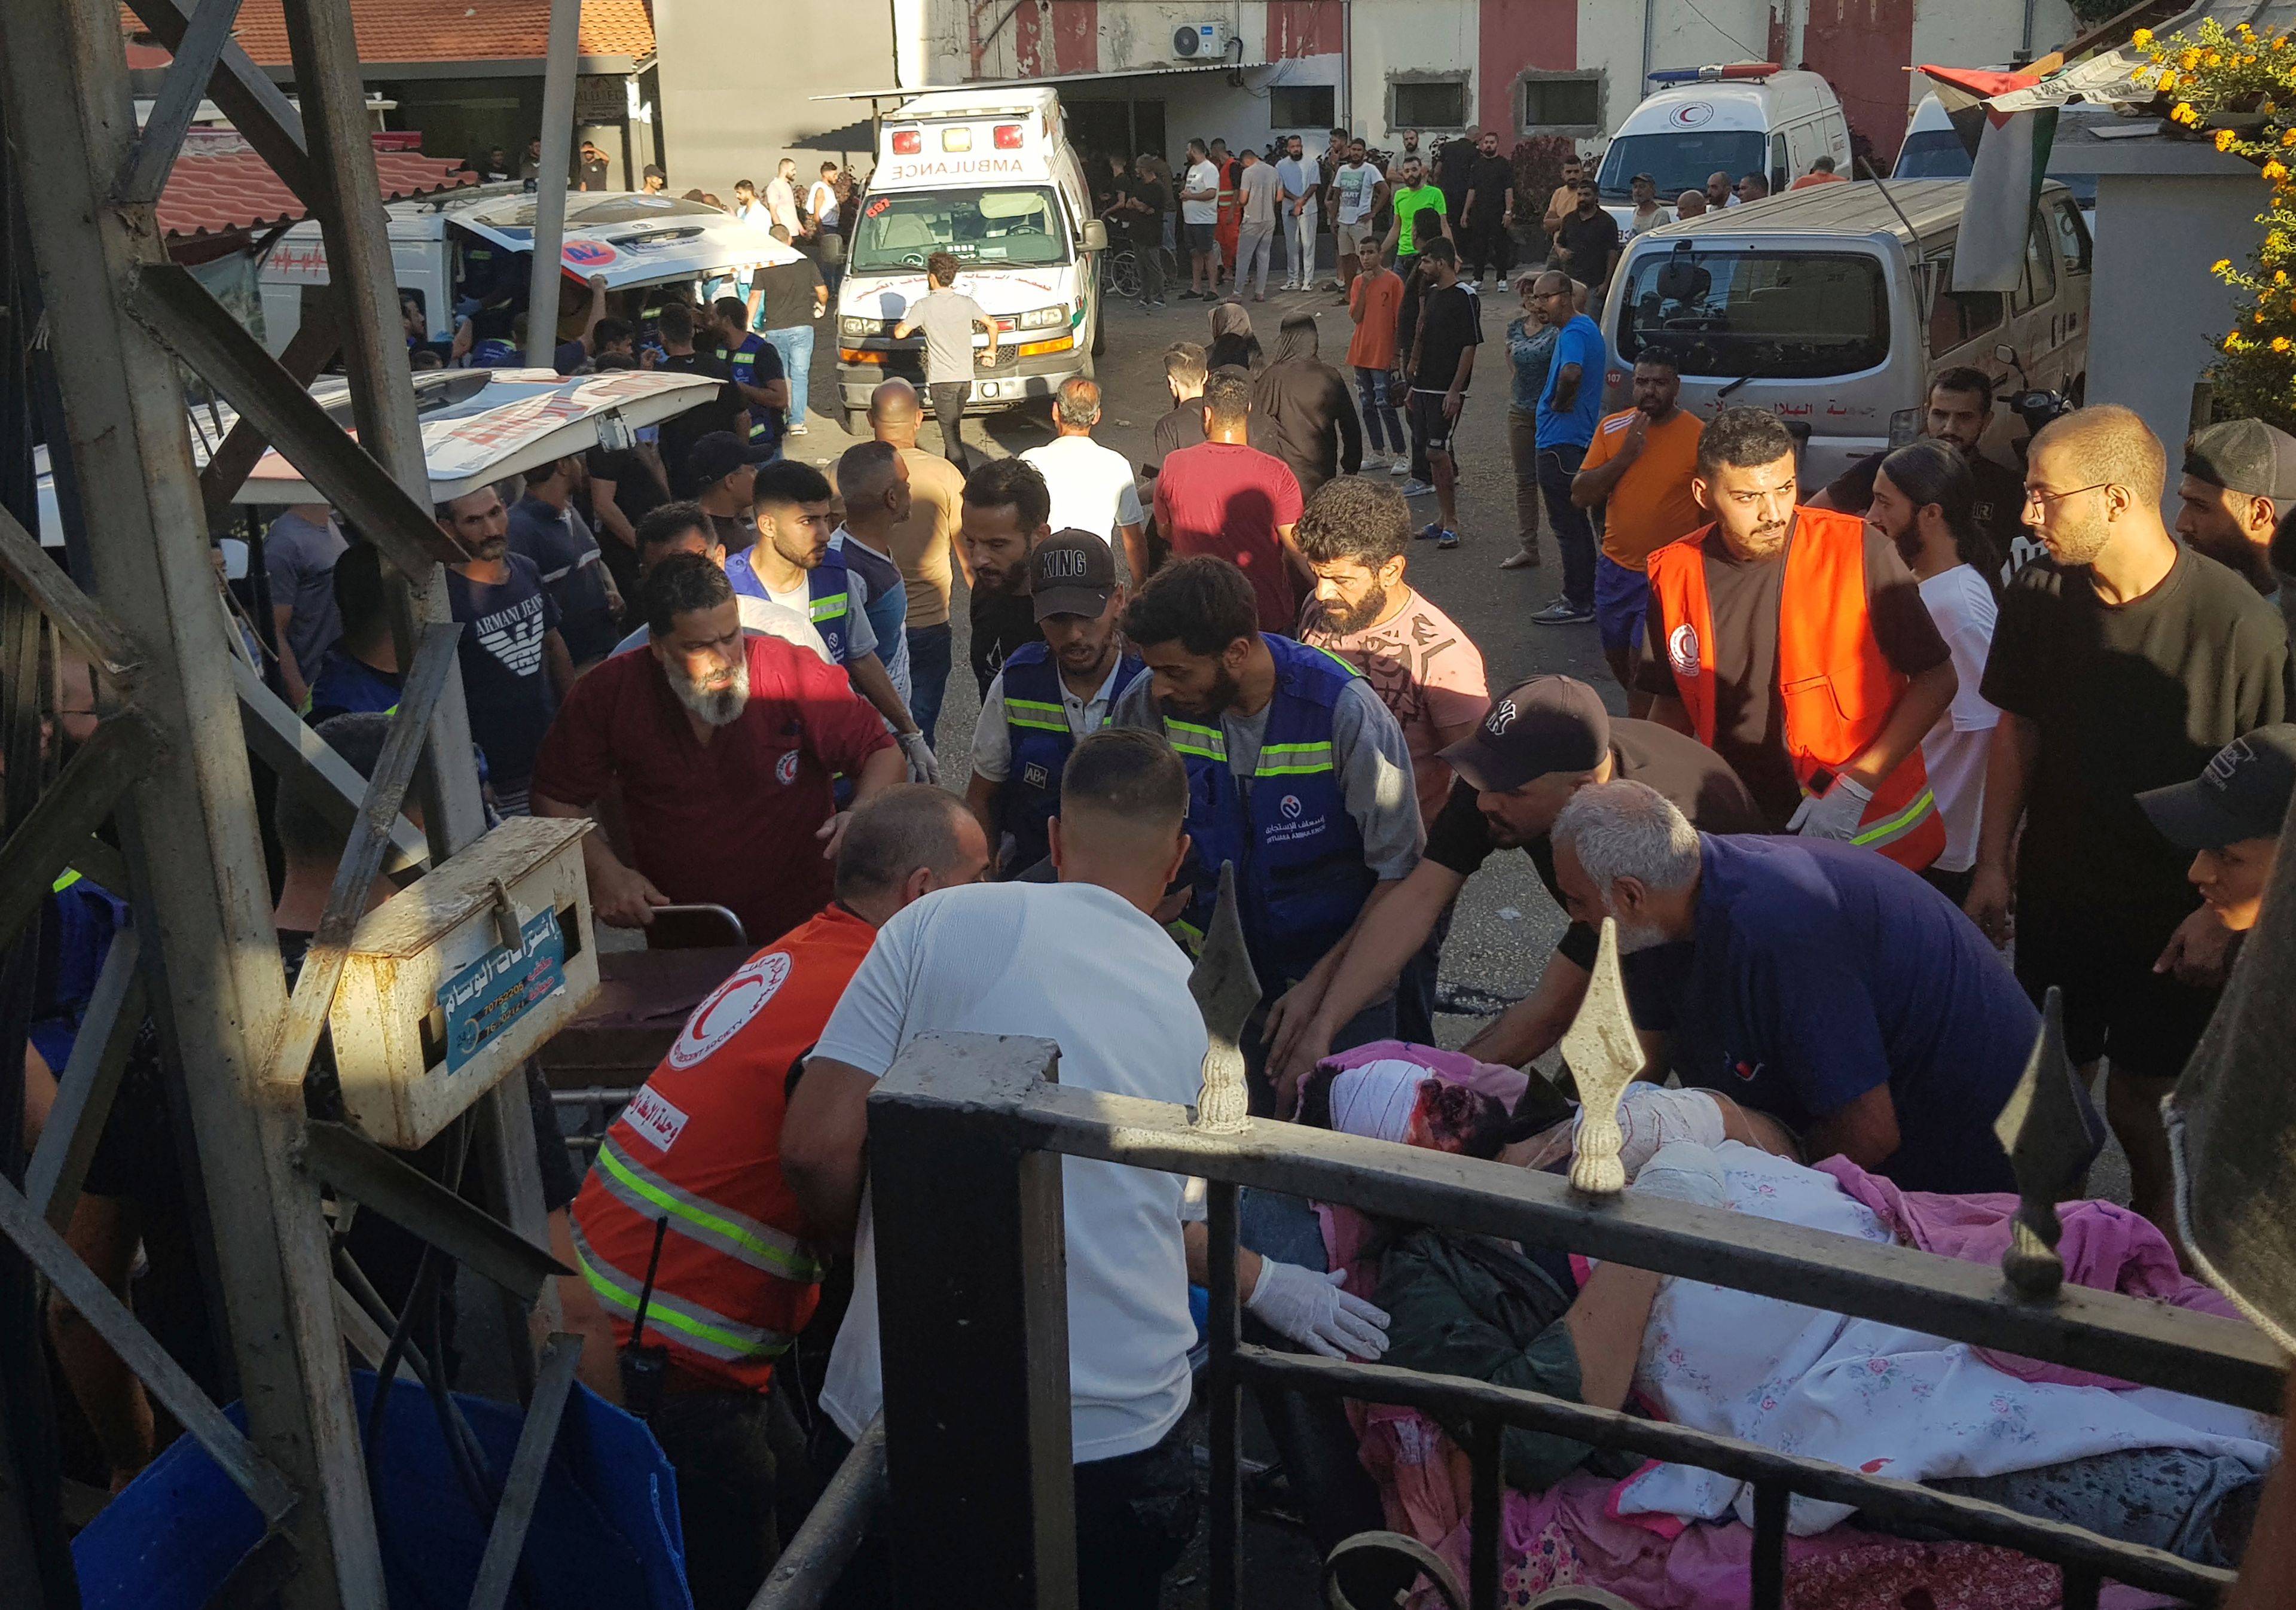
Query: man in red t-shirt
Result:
<box><xmin>1153</xmin><ymin>368</ymin><xmax>1311</xmax><ymax>634</ymax></box>
<box><xmin>532</xmin><ymin>551</ymin><xmax>905</xmax><ymax>947</ymax></box>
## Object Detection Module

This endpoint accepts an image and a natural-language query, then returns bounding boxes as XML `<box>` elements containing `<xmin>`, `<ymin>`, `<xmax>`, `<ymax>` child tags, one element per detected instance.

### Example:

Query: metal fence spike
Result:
<box><xmin>1564</xmin><ymin>917</ymin><xmax>1643</xmax><ymax>1195</ymax></box>
<box><xmin>1993</xmin><ymin>987</ymin><xmax>2106</xmax><ymax>1300</ymax></box>
<box><xmin>1190</xmin><ymin>862</ymin><xmax>1258</xmax><ymax>1135</ymax></box>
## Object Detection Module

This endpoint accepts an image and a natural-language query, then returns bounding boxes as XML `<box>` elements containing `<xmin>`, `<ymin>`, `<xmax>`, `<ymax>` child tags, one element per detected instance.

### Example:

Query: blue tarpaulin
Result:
<box><xmin>72</xmin><ymin>1371</ymin><xmax>692</xmax><ymax>1610</ymax></box>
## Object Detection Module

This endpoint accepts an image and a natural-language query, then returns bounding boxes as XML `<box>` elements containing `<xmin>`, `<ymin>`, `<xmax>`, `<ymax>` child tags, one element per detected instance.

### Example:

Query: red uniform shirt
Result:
<box><xmin>1153</xmin><ymin>440</ymin><xmax>1306</xmax><ymax>634</ymax></box>
<box><xmin>530</xmin><ymin>633</ymin><xmax>894</xmax><ymax>946</ymax></box>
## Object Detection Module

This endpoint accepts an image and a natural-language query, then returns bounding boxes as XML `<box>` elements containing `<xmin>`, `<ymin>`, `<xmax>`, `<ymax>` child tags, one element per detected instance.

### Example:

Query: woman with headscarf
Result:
<box><xmin>1205</xmin><ymin>298</ymin><xmax>1262</xmax><ymax>373</ymax></box>
<box><xmin>1251</xmin><ymin>313</ymin><xmax>1364</xmax><ymax>499</ymax></box>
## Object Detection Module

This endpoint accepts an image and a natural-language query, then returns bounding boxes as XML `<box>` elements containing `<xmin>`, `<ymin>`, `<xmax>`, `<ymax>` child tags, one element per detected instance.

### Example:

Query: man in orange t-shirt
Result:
<box><xmin>1345</xmin><ymin>242</ymin><xmax>1407</xmax><ymax>472</ymax></box>
<box><xmin>1570</xmin><ymin>347</ymin><xmax>1705</xmax><ymax>708</ymax></box>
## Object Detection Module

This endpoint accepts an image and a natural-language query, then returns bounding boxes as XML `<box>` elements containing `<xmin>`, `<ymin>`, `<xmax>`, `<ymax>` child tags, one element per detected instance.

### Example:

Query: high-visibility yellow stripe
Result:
<box><xmin>1256</xmin><ymin>740</ymin><xmax>1336</xmax><ymax>777</ymax></box>
<box><xmin>52</xmin><ymin>870</ymin><xmax>82</xmax><ymax>894</ymax></box>
<box><xmin>596</xmin><ymin>1138</ymin><xmax>820</xmax><ymax>1281</ymax></box>
<box><xmin>810</xmin><ymin>593</ymin><xmax>847</xmax><ymax>622</ymax></box>
<box><xmin>567</xmin><ymin>1219</ymin><xmax>792</xmax><ymax>1362</ymax></box>
<box><xmin>1005</xmin><ymin>697</ymin><xmax>1068</xmax><ymax>734</ymax></box>
<box><xmin>1303</xmin><ymin>644</ymin><xmax>1363</xmax><ymax>678</ymax></box>
<box><xmin>1851</xmin><ymin>788</ymin><xmax>1936</xmax><ymax>848</ymax></box>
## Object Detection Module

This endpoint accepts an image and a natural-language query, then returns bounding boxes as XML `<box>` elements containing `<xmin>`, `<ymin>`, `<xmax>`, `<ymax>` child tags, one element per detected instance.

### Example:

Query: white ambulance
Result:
<box><xmin>833</xmin><ymin>86</ymin><xmax>1107</xmax><ymax>433</ymax></box>
<box><xmin>1595</xmin><ymin>66</ymin><xmax>1851</xmax><ymax>233</ymax></box>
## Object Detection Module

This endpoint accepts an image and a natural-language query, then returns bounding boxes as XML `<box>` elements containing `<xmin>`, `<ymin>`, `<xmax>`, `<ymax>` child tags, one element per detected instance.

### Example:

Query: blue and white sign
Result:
<box><xmin>435</xmin><ymin>907</ymin><xmax>567</xmax><ymax>1074</ymax></box>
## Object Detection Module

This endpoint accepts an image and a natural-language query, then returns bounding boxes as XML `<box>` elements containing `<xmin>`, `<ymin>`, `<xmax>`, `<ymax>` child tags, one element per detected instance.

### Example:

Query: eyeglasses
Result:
<box><xmin>2022</xmin><ymin>480</ymin><xmax>2117</xmax><ymax>510</ymax></box>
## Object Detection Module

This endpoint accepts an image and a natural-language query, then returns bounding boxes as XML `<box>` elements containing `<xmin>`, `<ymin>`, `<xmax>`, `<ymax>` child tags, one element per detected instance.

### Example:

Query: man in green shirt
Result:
<box><xmin>1382</xmin><ymin>154</ymin><xmax>1450</xmax><ymax>386</ymax></box>
<box><xmin>1381</xmin><ymin>153</ymin><xmax>1449</xmax><ymax>269</ymax></box>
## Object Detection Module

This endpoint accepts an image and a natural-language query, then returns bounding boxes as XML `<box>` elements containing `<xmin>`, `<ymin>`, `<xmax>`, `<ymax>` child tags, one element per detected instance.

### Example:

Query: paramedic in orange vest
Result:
<box><xmin>1637</xmin><ymin>407</ymin><xmax>1958</xmax><ymax>869</ymax></box>
<box><xmin>554</xmin><ymin>784</ymin><xmax>989</xmax><ymax>1610</ymax></box>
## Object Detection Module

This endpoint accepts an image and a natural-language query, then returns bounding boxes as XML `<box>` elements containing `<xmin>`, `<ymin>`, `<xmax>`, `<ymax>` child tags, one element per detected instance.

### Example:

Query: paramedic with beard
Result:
<box><xmin>532</xmin><ymin>552</ymin><xmax>905</xmax><ymax>947</ymax></box>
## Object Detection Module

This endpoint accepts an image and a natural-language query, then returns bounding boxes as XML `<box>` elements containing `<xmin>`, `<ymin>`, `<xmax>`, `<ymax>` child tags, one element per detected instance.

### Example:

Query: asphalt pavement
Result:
<box><xmin>787</xmin><ymin>270</ymin><xmax>1598</xmax><ymax>1060</ymax></box>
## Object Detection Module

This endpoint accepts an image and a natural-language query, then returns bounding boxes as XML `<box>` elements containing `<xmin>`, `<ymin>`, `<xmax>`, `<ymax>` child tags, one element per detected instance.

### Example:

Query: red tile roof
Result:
<box><xmin>124</xmin><ymin>0</ymin><xmax>654</xmax><ymax>67</ymax></box>
<box><xmin>158</xmin><ymin>130</ymin><xmax>475</xmax><ymax>241</ymax></box>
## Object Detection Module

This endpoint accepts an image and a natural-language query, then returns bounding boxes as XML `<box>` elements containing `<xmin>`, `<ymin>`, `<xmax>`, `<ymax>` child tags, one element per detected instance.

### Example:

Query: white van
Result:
<box><xmin>833</xmin><ymin>86</ymin><xmax>1106</xmax><ymax>433</ymax></box>
<box><xmin>1595</xmin><ymin>66</ymin><xmax>1850</xmax><ymax>231</ymax></box>
<box><xmin>260</xmin><ymin>187</ymin><xmax>804</xmax><ymax>354</ymax></box>
<box><xmin>1597</xmin><ymin>178</ymin><xmax>2093</xmax><ymax>485</ymax></box>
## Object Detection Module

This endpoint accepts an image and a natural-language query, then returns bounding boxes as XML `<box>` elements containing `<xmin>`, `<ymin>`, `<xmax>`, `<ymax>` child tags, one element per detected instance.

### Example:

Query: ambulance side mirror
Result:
<box><xmin>1080</xmin><ymin>219</ymin><xmax>1109</xmax><ymax>252</ymax></box>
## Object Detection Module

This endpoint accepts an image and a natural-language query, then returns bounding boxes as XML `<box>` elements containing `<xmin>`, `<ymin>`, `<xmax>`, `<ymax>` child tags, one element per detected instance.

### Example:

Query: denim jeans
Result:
<box><xmin>1354</xmin><ymin>366</ymin><xmax>1403</xmax><ymax>456</ymax></box>
<box><xmin>762</xmin><ymin>322</ymin><xmax>814</xmax><ymax>427</ymax></box>
<box><xmin>905</xmin><ymin>621</ymin><xmax>953</xmax><ymax>748</ymax></box>
<box><xmin>1538</xmin><ymin>440</ymin><xmax>1595</xmax><ymax>608</ymax></box>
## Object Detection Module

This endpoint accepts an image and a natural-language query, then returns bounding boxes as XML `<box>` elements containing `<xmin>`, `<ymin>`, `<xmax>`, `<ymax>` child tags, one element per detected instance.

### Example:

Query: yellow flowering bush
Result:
<box><xmin>2145</xmin><ymin>18</ymin><xmax>2296</xmax><ymax>427</ymax></box>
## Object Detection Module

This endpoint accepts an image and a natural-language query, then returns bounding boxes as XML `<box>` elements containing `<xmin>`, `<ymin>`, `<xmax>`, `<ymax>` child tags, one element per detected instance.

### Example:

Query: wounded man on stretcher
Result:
<box><xmin>1253</xmin><ymin>1044</ymin><xmax>2277</xmax><ymax>1603</ymax></box>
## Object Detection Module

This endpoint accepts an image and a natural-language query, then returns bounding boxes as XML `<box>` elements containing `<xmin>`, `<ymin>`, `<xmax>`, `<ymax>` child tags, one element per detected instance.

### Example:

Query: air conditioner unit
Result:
<box><xmin>1172</xmin><ymin>20</ymin><xmax>1232</xmax><ymax>62</ymax></box>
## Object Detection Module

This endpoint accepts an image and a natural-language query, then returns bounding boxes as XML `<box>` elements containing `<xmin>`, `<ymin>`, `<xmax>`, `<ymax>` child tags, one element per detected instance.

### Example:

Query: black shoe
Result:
<box><xmin>1529</xmin><ymin>597</ymin><xmax>1595</xmax><ymax>626</ymax></box>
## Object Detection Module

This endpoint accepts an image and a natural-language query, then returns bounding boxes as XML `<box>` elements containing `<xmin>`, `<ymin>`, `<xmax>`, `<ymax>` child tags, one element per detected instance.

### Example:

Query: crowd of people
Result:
<box><xmin>371</xmin><ymin>359</ymin><xmax>2294</xmax><ymax>1603</ymax></box>
<box><xmin>28</xmin><ymin>119</ymin><xmax>2296</xmax><ymax>1610</ymax></box>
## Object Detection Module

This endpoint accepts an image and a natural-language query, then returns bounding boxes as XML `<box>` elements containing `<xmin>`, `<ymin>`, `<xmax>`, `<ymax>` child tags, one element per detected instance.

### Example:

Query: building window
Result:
<box><xmin>1520</xmin><ymin>72</ymin><xmax>1602</xmax><ymax>133</ymax></box>
<box><xmin>1270</xmin><ymin>85</ymin><xmax>1336</xmax><ymax>129</ymax></box>
<box><xmin>1390</xmin><ymin>78</ymin><xmax>1468</xmax><ymax>132</ymax></box>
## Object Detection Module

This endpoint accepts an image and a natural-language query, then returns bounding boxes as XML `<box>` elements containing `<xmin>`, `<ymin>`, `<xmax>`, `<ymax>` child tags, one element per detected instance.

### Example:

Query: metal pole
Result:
<box><xmin>526</xmin><ymin>0</ymin><xmax>583</xmax><ymax>368</ymax></box>
<box><xmin>271</xmin><ymin>0</ymin><xmax>558</xmax><ymax>1363</ymax></box>
<box><xmin>0</xmin><ymin>4</ymin><xmax>381</xmax><ymax>1602</ymax></box>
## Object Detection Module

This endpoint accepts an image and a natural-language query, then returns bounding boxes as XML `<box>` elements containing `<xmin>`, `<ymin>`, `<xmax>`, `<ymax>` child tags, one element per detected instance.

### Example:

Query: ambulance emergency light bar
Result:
<box><xmin>1647</xmin><ymin>63</ymin><xmax>1782</xmax><ymax>83</ymax></box>
<box><xmin>889</xmin><ymin>124</ymin><xmax>1030</xmax><ymax>154</ymax></box>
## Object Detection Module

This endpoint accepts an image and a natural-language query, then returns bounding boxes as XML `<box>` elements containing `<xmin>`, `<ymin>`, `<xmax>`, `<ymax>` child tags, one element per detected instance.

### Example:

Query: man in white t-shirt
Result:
<box><xmin>784</xmin><ymin>727</ymin><xmax>1207</xmax><ymax>1609</ymax></box>
<box><xmin>1275</xmin><ymin>134</ymin><xmax>1318</xmax><ymax>292</ymax></box>
<box><xmin>1862</xmin><ymin>439</ymin><xmax>2000</xmax><ymax>905</ymax></box>
<box><xmin>1180</xmin><ymin>138</ymin><xmax>1222</xmax><ymax>300</ymax></box>
<box><xmin>764</xmin><ymin>157</ymin><xmax>802</xmax><ymax>237</ymax></box>
<box><xmin>1021</xmin><ymin>380</ymin><xmax>1150</xmax><ymax>582</ymax></box>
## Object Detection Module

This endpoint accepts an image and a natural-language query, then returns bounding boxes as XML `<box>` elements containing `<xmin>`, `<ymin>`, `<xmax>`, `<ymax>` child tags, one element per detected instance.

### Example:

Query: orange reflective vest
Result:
<box><xmin>1645</xmin><ymin>509</ymin><xmax>1944</xmax><ymax>870</ymax></box>
<box><xmin>570</xmin><ymin>905</ymin><xmax>875</xmax><ymax>1392</ymax></box>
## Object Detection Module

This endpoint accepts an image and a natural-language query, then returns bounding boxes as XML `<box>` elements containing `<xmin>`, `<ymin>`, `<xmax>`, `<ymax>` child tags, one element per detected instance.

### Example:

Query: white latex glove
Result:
<box><xmin>1245</xmin><ymin>1260</ymin><xmax>1391</xmax><ymax>1361</ymax></box>
<box><xmin>1628</xmin><ymin>1140</ymin><xmax>1729</xmax><ymax>1209</ymax></box>
<box><xmin>897</xmin><ymin>730</ymin><xmax>939</xmax><ymax>785</ymax></box>
<box><xmin>1577</xmin><ymin>1085</ymin><xmax>1727</xmax><ymax>1179</ymax></box>
<box><xmin>1785</xmin><ymin>772</ymin><xmax>1871</xmax><ymax>841</ymax></box>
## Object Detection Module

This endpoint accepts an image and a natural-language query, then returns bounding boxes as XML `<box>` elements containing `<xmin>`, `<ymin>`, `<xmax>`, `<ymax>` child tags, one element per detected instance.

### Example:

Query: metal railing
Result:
<box><xmin>856</xmin><ymin>1032</ymin><xmax>2281</xmax><ymax>1610</ymax></box>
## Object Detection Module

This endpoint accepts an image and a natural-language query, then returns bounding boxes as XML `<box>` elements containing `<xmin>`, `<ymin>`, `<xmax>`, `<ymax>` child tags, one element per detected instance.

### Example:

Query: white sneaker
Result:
<box><xmin>1359</xmin><ymin>454</ymin><xmax>1387</xmax><ymax>475</ymax></box>
<box><xmin>1388</xmin><ymin>458</ymin><xmax>1410</xmax><ymax>478</ymax></box>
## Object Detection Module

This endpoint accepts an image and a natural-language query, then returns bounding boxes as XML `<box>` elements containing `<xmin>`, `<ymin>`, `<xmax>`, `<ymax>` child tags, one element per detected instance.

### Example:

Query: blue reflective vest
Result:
<box><xmin>727</xmin><ymin>545</ymin><xmax>857</xmax><ymax>664</ymax></box>
<box><xmin>32</xmin><ymin>873</ymin><xmax>132</xmax><ymax>1074</ymax></box>
<box><xmin>716</xmin><ymin>336</ymin><xmax>780</xmax><ymax>446</ymax></box>
<box><xmin>997</xmin><ymin>644</ymin><xmax>1148</xmax><ymax>875</ymax></box>
<box><xmin>1165</xmin><ymin>634</ymin><xmax>1376</xmax><ymax>984</ymax></box>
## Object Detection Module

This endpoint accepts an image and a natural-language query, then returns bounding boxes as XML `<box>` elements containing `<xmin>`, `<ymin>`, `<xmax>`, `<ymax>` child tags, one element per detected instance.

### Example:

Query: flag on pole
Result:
<box><xmin>1920</xmin><ymin>65</ymin><xmax>2059</xmax><ymax>294</ymax></box>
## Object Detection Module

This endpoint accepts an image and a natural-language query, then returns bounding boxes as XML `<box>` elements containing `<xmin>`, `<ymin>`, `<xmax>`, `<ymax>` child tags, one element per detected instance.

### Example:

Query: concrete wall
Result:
<box><xmin>2088</xmin><ymin>171</ymin><xmax>2263</xmax><ymax>511</ymax></box>
<box><xmin>651</xmin><ymin>0</ymin><xmax>896</xmax><ymax>199</ymax></box>
<box><xmin>649</xmin><ymin>0</ymin><xmax>2090</xmax><ymax>191</ymax></box>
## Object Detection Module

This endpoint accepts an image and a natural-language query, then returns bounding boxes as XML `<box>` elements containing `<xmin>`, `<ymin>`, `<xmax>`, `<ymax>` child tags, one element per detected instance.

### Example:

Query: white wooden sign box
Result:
<box><xmin>328</xmin><ymin>816</ymin><xmax>600</xmax><ymax>1149</ymax></box>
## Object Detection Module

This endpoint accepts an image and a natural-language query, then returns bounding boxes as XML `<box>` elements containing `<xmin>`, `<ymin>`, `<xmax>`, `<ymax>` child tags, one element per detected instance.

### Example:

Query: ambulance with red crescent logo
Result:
<box><xmin>832</xmin><ymin>86</ymin><xmax>1107</xmax><ymax>433</ymax></box>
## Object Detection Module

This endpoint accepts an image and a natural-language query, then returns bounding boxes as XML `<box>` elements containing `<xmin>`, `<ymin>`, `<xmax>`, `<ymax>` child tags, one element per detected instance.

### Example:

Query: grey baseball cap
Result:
<box><xmin>2139</xmin><ymin>724</ymin><xmax>2296</xmax><ymax>850</ymax></box>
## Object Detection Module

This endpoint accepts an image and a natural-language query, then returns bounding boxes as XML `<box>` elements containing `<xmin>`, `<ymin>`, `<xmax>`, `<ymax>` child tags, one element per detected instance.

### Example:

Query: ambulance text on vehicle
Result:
<box><xmin>833</xmin><ymin>86</ymin><xmax>1107</xmax><ymax>432</ymax></box>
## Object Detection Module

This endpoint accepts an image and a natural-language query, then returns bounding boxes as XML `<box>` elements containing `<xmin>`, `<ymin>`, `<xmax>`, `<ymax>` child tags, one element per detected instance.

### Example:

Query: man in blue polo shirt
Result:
<box><xmin>1528</xmin><ymin>269</ymin><xmax>1608</xmax><ymax>628</ymax></box>
<box><xmin>1549</xmin><ymin>779</ymin><xmax>2033</xmax><ymax>1193</ymax></box>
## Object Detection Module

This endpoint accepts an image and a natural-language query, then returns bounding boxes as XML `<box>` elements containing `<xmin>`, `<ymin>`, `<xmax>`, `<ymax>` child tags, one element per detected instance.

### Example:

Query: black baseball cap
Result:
<box><xmin>1440</xmin><ymin>676</ymin><xmax>1610</xmax><ymax>793</ymax></box>
<box><xmin>686</xmin><ymin>430</ymin><xmax>774</xmax><ymax>487</ymax></box>
<box><xmin>1030</xmin><ymin>530</ymin><xmax>1118</xmax><ymax>620</ymax></box>
<box><xmin>2139</xmin><ymin>724</ymin><xmax>2296</xmax><ymax>850</ymax></box>
<box><xmin>2183</xmin><ymin>419</ymin><xmax>2296</xmax><ymax>502</ymax></box>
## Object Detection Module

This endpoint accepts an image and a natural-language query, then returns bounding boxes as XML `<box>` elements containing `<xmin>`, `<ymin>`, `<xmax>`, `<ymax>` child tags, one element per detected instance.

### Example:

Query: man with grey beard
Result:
<box><xmin>532</xmin><ymin>551</ymin><xmax>906</xmax><ymax>947</ymax></box>
<box><xmin>1549</xmin><ymin>779</ymin><xmax>2033</xmax><ymax>1194</ymax></box>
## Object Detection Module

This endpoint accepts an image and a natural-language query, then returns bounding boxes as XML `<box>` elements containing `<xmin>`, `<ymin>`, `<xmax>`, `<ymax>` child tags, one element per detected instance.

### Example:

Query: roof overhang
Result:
<box><xmin>811</xmin><ymin>62</ymin><xmax>1243</xmax><ymax>102</ymax></box>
